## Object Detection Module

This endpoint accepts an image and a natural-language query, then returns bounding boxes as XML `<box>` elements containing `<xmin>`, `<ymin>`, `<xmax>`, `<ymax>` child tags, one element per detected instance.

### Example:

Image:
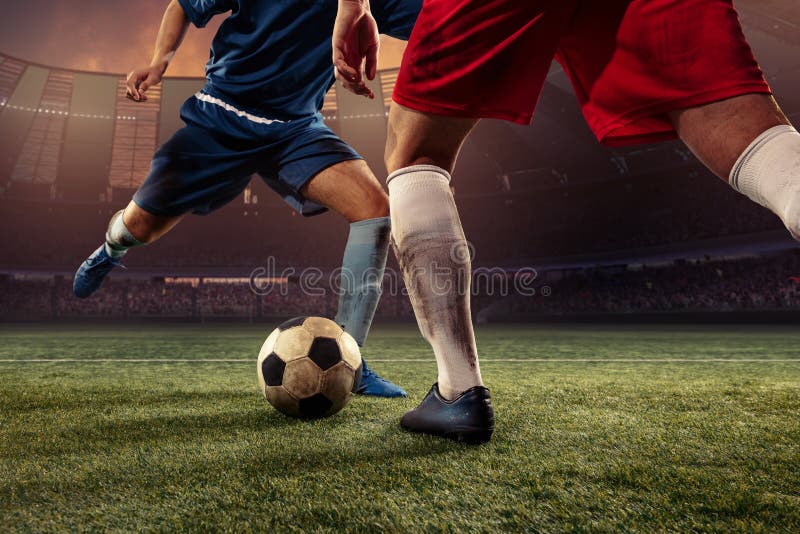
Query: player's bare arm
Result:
<box><xmin>110</xmin><ymin>1</ymin><xmax>193</xmax><ymax>246</ymax></box>
<box><xmin>127</xmin><ymin>0</ymin><xmax>191</xmax><ymax>102</ymax></box>
<box><xmin>333</xmin><ymin>0</ymin><xmax>378</xmax><ymax>99</ymax></box>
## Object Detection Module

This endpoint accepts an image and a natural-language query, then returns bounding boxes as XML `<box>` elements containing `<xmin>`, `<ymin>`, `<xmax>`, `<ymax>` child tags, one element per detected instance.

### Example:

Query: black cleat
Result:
<box><xmin>400</xmin><ymin>383</ymin><xmax>494</xmax><ymax>444</ymax></box>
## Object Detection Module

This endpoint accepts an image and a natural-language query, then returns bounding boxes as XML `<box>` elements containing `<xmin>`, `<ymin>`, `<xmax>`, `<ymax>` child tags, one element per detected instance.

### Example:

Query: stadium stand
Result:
<box><xmin>3</xmin><ymin>250</ymin><xmax>800</xmax><ymax>321</ymax></box>
<box><xmin>482</xmin><ymin>250</ymin><xmax>800</xmax><ymax>320</ymax></box>
<box><xmin>2</xmin><ymin>7</ymin><xmax>800</xmax><ymax>321</ymax></box>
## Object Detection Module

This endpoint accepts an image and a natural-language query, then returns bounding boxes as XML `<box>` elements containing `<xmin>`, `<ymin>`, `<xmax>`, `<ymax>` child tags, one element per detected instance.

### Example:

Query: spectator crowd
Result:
<box><xmin>2</xmin><ymin>251</ymin><xmax>800</xmax><ymax>321</ymax></box>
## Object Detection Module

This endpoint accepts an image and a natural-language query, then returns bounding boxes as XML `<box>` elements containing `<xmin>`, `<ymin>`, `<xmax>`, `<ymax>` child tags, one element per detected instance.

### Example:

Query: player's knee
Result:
<box><xmin>385</xmin><ymin>107</ymin><xmax>473</xmax><ymax>173</ymax></box>
<box><xmin>384</xmin><ymin>126</ymin><xmax>459</xmax><ymax>172</ymax></box>
<box><xmin>372</xmin><ymin>191</ymin><xmax>390</xmax><ymax>218</ymax></box>
<box><xmin>363</xmin><ymin>190</ymin><xmax>389</xmax><ymax>219</ymax></box>
<box><xmin>385</xmin><ymin>112</ymin><xmax>424</xmax><ymax>171</ymax></box>
<box><xmin>352</xmin><ymin>189</ymin><xmax>389</xmax><ymax>222</ymax></box>
<box><xmin>386</xmin><ymin>149</ymin><xmax>456</xmax><ymax>175</ymax></box>
<box><xmin>384</xmin><ymin>121</ymin><xmax>402</xmax><ymax>172</ymax></box>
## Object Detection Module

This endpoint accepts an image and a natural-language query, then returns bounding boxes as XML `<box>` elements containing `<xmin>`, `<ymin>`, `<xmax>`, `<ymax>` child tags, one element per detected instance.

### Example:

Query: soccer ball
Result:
<box><xmin>257</xmin><ymin>316</ymin><xmax>362</xmax><ymax>419</ymax></box>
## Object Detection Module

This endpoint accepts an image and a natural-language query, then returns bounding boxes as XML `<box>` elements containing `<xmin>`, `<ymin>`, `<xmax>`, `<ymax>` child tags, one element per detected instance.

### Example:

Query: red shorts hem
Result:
<box><xmin>595</xmin><ymin>82</ymin><xmax>772</xmax><ymax>147</ymax></box>
<box><xmin>392</xmin><ymin>91</ymin><xmax>533</xmax><ymax>125</ymax></box>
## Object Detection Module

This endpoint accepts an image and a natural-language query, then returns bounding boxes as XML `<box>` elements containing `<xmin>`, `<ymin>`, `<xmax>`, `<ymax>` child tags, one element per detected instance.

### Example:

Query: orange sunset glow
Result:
<box><xmin>0</xmin><ymin>1</ymin><xmax>407</xmax><ymax>76</ymax></box>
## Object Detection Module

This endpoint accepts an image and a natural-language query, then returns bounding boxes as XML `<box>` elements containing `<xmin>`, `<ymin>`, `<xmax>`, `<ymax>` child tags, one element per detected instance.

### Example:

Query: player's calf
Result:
<box><xmin>672</xmin><ymin>95</ymin><xmax>800</xmax><ymax>240</ymax></box>
<box><xmin>729</xmin><ymin>125</ymin><xmax>800</xmax><ymax>240</ymax></box>
<box><xmin>301</xmin><ymin>159</ymin><xmax>406</xmax><ymax>397</ymax></box>
<box><xmin>387</xmin><ymin>165</ymin><xmax>484</xmax><ymax>401</ymax></box>
<box><xmin>334</xmin><ymin>215</ymin><xmax>407</xmax><ymax>398</ymax></box>
<box><xmin>104</xmin><ymin>208</ymin><xmax>145</xmax><ymax>258</ymax></box>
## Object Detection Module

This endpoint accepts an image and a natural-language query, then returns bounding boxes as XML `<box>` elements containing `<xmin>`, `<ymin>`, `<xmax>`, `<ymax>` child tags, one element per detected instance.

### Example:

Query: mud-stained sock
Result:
<box><xmin>387</xmin><ymin>165</ymin><xmax>483</xmax><ymax>400</ymax></box>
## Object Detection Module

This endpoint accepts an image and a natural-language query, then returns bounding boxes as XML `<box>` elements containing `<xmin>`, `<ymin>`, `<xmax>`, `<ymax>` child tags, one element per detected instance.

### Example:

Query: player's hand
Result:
<box><xmin>332</xmin><ymin>0</ymin><xmax>378</xmax><ymax>99</ymax></box>
<box><xmin>126</xmin><ymin>64</ymin><xmax>165</xmax><ymax>102</ymax></box>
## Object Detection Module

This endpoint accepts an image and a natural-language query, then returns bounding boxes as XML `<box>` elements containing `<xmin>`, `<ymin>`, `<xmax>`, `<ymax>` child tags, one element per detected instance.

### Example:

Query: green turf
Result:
<box><xmin>1</xmin><ymin>323</ymin><xmax>799</xmax><ymax>532</ymax></box>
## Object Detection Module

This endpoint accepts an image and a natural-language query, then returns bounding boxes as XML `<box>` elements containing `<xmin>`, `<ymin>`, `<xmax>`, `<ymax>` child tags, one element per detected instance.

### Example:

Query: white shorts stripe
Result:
<box><xmin>194</xmin><ymin>92</ymin><xmax>286</xmax><ymax>125</ymax></box>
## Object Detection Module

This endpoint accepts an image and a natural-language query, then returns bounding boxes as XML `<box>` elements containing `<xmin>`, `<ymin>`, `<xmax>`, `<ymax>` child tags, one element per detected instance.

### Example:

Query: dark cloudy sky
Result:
<box><xmin>0</xmin><ymin>0</ymin><xmax>406</xmax><ymax>76</ymax></box>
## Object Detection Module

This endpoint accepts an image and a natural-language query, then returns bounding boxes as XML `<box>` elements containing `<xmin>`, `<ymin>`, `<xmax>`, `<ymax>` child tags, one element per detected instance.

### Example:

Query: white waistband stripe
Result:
<box><xmin>194</xmin><ymin>92</ymin><xmax>286</xmax><ymax>125</ymax></box>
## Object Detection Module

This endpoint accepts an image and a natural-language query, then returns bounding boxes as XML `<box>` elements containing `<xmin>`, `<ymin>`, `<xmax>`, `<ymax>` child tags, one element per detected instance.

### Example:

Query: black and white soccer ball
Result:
<box><xmin>257</xmin><ymin>316</ymin><xmax>362</xmax><ymax>419</ymax></box>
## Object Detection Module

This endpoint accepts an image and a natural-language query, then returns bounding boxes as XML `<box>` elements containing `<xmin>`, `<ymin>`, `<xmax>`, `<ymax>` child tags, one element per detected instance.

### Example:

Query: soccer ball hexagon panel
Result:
<box><xmin>257</xmin><ymin>316</ymin><xmax>362</xmax><ymax>419</ymax></box>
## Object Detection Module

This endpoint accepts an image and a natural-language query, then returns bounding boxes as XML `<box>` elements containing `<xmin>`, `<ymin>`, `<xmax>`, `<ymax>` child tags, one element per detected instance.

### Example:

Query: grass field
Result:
<box><xmin>1</xmin><ymin>323</ymin><xmax>799</xmax><ymax>532</ymax></box>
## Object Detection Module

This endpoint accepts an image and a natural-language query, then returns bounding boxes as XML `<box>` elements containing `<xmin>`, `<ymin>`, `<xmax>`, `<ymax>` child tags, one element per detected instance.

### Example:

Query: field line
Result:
<box><xmin>1</xmin><ymin>358</ymin><xmax>799</xmax><ymax>363</ymax></box>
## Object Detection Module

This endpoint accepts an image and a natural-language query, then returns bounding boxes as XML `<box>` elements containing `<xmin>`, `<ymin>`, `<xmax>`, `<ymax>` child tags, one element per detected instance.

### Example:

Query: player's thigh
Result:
<box><xmin>300</xmin><ymin>159</ymin><xmax>389</xmax><ymax>223</ymax></box>
<box><xmin>385</xmin><ymin>103</ymin><xmax>478</xmax><ymax>174</ymax></box>
<box><xmin>269</xmin><ymin>118</ymin><xmax>385</xmax><ymax>220</ymax></box>
<box><xmin>133</xmin><ymin>124</ymin><xmax>259</xmax><ymax>218</ymax></box>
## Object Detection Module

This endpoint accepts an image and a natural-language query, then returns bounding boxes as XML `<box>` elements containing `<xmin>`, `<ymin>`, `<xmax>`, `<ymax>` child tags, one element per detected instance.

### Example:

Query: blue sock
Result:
<box><xmin>335</xmin><ymin>216</ymin><xmax>390</xmax><ymax>347</ymax></box>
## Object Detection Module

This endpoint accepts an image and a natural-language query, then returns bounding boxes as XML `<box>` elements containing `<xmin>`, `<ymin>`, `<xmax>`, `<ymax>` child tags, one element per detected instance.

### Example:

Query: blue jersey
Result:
<box><xmin>177</xmin><ymin>0</ymin><xmax>420</xmax><ymax>120</ymax></box>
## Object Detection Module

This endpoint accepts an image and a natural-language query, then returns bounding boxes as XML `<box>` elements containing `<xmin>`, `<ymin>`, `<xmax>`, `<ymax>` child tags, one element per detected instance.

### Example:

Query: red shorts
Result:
<box><xmin>393</xmin><ymin>0</ymin><xmax>771</xmax><ymax>147</ymax></box>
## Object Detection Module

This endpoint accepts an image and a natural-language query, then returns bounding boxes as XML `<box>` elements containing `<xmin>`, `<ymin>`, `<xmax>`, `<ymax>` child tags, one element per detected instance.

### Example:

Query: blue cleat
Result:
<box><xmin>356</xmin><ymin>359</ymin><xmax>408</xmax><ymax>398</ymax></box>
<box><xmin>73</xmin><ymin>244</ymin><xmax>125</xmax><ymax>298</ymax></box>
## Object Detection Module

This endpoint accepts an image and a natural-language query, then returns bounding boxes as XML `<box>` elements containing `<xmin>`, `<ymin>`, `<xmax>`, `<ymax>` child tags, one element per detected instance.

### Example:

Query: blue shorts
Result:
<box><xmin>133</xmin><ymin>92</ymin><xmax>362</xmax><ymax>217</ymax></box>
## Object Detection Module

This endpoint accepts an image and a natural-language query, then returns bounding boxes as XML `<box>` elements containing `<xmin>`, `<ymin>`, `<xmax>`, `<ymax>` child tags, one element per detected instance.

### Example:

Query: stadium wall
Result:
<box><xmin>0</xmin><ymin>52</ymin><xmax>395</xmax><ymax>202</ymax></box>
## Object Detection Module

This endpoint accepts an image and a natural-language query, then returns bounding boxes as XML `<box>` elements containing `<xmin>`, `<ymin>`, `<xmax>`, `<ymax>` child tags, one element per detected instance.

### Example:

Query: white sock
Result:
<box><xmin>730</xmin><ymin>124</ymin><xmax>800</xmax><ymax>239</ymax></box>
<box><xmin>387</xmin><ymin>165</ymin><xmax>483</xmax><ymax>400</ymax></box>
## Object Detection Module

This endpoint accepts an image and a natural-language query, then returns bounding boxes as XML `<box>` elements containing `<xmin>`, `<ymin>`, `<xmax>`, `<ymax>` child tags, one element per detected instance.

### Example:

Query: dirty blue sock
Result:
<box><xmin>335</xmin><ymin>216</ymin><xmax>390</xmax><ymax>346</ymax></box>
